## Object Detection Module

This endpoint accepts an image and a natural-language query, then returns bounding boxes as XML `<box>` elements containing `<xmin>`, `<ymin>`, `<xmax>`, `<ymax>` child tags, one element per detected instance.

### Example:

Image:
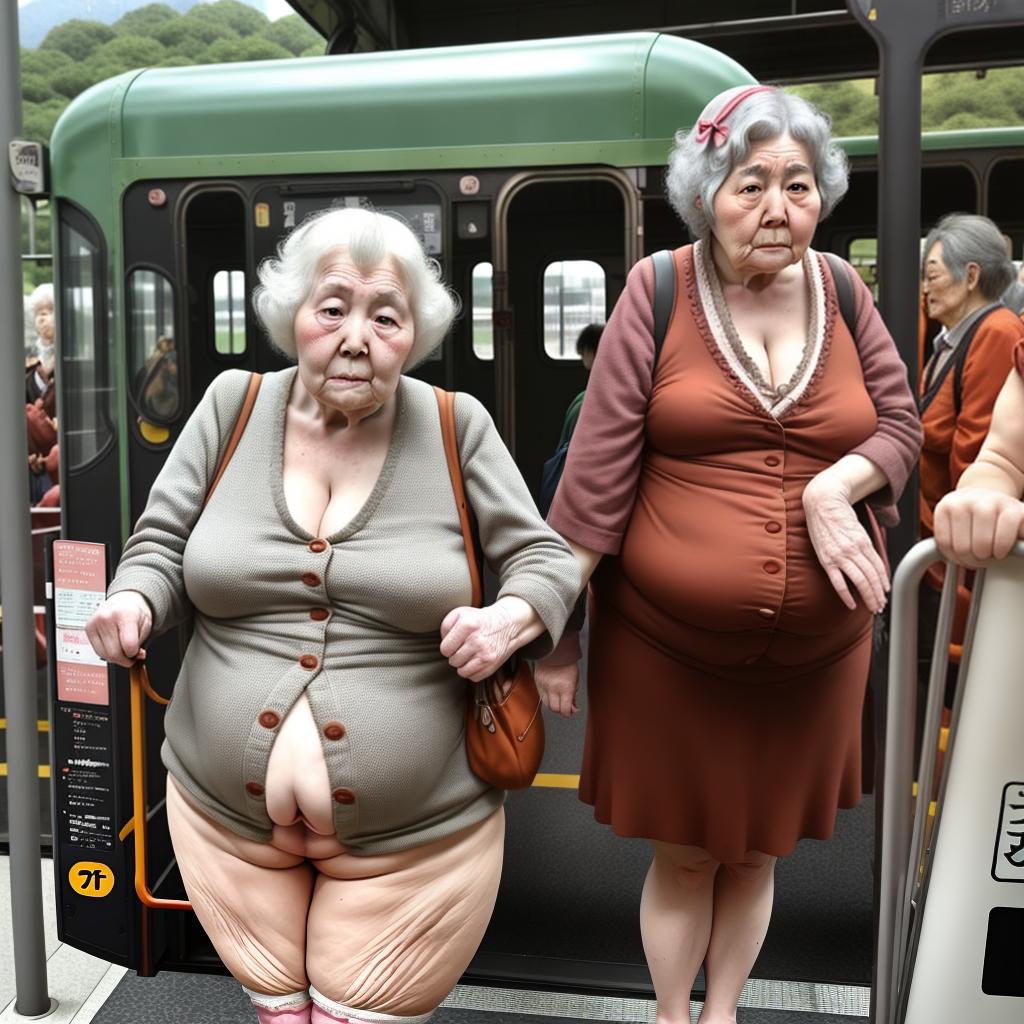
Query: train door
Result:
<box><xmin>493</xmin><ymin>171</ymin><xmax>641</xmax><ymax>494</ymax></box>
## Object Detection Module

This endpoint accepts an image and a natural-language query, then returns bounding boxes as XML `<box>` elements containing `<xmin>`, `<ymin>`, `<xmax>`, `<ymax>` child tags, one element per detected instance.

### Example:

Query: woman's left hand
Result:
<box><xmin>440</xmin><ymin>596</ymin><xmax>539</xmax><ymax>682</ymax></box>
<box><xmin>803</xmin><ymin>476</ymin><xmax>889</xmax><ymax>613</ymax></box>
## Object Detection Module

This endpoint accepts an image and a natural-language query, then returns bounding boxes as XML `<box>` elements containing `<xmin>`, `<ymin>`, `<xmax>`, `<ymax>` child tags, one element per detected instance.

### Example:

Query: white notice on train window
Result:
<box><xmin>993</xmin><ymin>781</ymin><xmax>1024</xmax><ymax>882</ymax></box>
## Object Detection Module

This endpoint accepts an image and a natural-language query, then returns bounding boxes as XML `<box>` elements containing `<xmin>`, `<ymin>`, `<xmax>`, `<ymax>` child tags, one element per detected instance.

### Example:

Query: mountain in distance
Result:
<box><xmin>18</xmin><ymin>0</ymin><xmax>270</xmax><ymax>48</ymax></box>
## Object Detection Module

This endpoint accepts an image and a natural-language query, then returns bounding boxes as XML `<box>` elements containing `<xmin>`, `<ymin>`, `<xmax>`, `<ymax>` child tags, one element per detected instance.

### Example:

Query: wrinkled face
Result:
<box><xmin>922</xmin><ymin>242</ymin><xmax>975</xmax><ymax>328</ymax></box>
<box><xmin>710</xmin><ymin>134</ymin><xmax>822</xmax><ymax>278</ymax></box>
<box><xmin>35</xmin><ymin>302</ymin><xmax>54</xmax><ymax>344</ymax></box>
<box><xmin>293</xmin><ymin>252</ymin><xmax>415</xmax><ymax>418</ymax></box>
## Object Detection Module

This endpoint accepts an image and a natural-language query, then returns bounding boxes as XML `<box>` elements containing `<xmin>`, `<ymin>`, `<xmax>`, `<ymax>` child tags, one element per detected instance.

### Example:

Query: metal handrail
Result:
<box><xmin>129</xmin><ymin>662</ymin><xmax>191</xmax><ymax>911</ymax></box>
<box><xmin>876</xmin><ymin>538</ymin><xmax>1024</xmax><ymax>1024</ymax></box>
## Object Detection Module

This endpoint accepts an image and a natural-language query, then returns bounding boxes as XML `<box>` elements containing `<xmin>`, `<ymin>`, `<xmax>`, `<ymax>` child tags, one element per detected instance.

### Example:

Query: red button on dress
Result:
<box><xmin>301</xmin><ymin>572</ymin><xmax>321</xmax><ymax>587</ymax></box>
<box><xmin>310</xmin><ymin>608</ymin><xmax>329</xmax><ymax>622</ymax></box>
<box><xmin>764</xmin><ymin>455</ymin><xmax>781</xmax><ymax>467</ymax></box>
<box><xmin>332</xmin><ymin>788</ymin><xmax>356</xmax><ymax>805</ymax></box>
<box><xmin>258</xmin><ymin>710</ymin><xmax>280</xmax><ymax>729</ymax></box>
<box><xmin>299</xmin><ymin>654</ymin><xmax>319</xmax><ymax>670</ymax></box>
<box><xmin>323</xmin><ymin>722</ymin><xmax>346</xmax><ymax>741</ymax></box>
<box><xmin>764</xmin><ymin>521</ymin><xmax>782</xmax><ymax>534</ymax></box>
<box><xmin>757</xmin><ymin>608</ymin><xmax>775</xmax><ymax>619</ymax></box>
<box><xmin>309</xmin><ymin>539</ymin><xmax>328</xmax><ymax>554</ymax></box>
<box><xmin>763</xmin><ymin>560</ymin><xmax>781</xmax><ymax>575</ymax></box>
<box><xmin>245</xmin><ymin>782</ymin><xmax>265</xmax><ymax>797</ymax></box>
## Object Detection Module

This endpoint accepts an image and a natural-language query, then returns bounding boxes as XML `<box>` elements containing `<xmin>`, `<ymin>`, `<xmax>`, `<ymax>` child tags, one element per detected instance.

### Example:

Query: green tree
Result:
<box><xmin>21</xmin><ymin>99</ymin><xmax>66</xmax><ymax>146</ymax></box>
<box><xmin>39</xmin><ymin>19</ymin><xmax>115</xmax><ymax>62</ymax></box>
<box><xmin>89</xmin><ymin>34</ymin><xmax>167</xmax><ymax>69</ymax></box>
<box><xmin>202</xmin><ymin>36</ymin><xmax>293</xmax><ymax>64</ymax></box>
<box><xmin>186</xmin><ymin>0</ymin><xmax>267</xmax><ymax>39</ymax></box>
<box><xmin>155</xmin><ymin>18</ymin><xmax>234</xmax><ymax>51</ymax></box>
<box><xmin>20</xmin><ymin>47</ymin><xmax>72</xmax><ymax>79</ymax></box>
<box><xmin>113</xmin><ymin>3</ymin><xmax>180</xmax><ymax>37</ymax></box>
<box><xmin>262</xmin><ymin>15</ymin><xmax>322</xmax><ymax>57</ymax></box>
<box><xmin>21</xmin><ymin>72</ymin><xmax>55</xmax><ymax>105</ymax></box>
<box><xmin>790</xmin><ymin>80</ymin><xmax>878</xmax><ymax>137</ymax></box>
<box><xmin>50</xmin><ymin>64</ymin><xmax>101</xmax><ymax>100</ymax></box>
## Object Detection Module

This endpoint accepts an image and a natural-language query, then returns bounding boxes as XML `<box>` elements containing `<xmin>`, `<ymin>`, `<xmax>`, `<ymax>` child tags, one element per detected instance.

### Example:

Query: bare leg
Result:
<box><xmin>698</xmin><ymin>851</ymin><xmax>776</xmax><ymax>1024</ymax></box>
<box><xmin>165</xmin><ymin>777</ymin><xmax>314</xmax><ymax>998</ymax></box>
<box><xmin>641</xmin><ymin>842</ymin><xmax>720</xmax><ymax>1024</ymax></box>
<box><xmin>306</xmin><ymin>809</ymin><xmax>504</xmax><ymax>1018</ymax></box>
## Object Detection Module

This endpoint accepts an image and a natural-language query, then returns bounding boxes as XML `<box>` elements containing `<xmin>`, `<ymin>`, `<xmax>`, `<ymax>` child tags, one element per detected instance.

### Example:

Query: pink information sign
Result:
<box><xmin>52</xmin><ymin>540</ymin><xmax>108</xmax><ymax>706</ymax></box>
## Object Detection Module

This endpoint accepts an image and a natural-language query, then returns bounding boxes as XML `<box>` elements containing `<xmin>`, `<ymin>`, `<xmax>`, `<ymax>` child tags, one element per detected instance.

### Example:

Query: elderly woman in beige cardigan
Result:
<box><xmin>86</xmin><ymin>209</ymin><xmax>580</xmax><ymax>1024</ymax></box>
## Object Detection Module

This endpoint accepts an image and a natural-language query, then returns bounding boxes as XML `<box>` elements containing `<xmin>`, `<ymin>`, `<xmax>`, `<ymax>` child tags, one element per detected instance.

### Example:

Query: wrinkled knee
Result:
<box><xmin>653</xmin><ymin>843</ymin><xmax>720</xmax><ymax>889</ymax></box>
<box><xmin>719</xmin><ymin>851</ymin><xmax>776</xmax><ymax>884</ymax></box>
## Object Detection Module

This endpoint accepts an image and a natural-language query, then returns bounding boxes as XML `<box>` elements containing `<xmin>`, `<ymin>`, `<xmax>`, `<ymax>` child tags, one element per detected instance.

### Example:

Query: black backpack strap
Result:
<box><xmin>823</xmin><ymin>251</ymin><xmax>857</xmax><ymax>339</ymax></box>
<box><xmin>651</xmin><ymin>249</ymin><xmax>676</xmax><ymax>371</ymax></box>
<box><xmin>951</xmin><ymin>308</ymin><xmax>1000</xmax><ymax>416</ymax></box>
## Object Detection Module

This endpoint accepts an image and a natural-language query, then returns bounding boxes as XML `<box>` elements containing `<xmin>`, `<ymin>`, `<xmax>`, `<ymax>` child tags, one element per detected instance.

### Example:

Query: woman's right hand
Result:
<box><xmin>535</xmin><ymin>661</ymin><xmax>580</xmax><ymax>717</ymax></box>
<box><xmin>85</xmin><ymin>591</ymin><xmax>153</xmax><ymax>667</ymax></box>
<box><xmin>933</xmin><ymin>487</ymin><xmax>1024</xmax><ymax>568</ymax></box>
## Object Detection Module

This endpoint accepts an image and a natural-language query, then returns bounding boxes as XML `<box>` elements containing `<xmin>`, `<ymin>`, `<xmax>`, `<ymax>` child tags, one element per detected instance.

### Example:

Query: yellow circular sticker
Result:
<box><xmin>68</xmin><ymin>861</ymin><xmax>115</xmax><ymax>898</ymax></box>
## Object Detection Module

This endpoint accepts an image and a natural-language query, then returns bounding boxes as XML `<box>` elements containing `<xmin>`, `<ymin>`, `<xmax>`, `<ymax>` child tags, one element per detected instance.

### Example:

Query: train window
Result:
<box><xmin>59</xmin><ymin>211</ymin><xmax>112</xmax><ymax>471</ymax></box>
<box><xmin>213</xmin><ymin>270</ymin><xmax>247</xmax><ymax>356</ymax></box>
<box><xmin>128</xmin><ymin>269</ymin><xmax>179</xmax><ymax>423</ymax></box>
<box><xmin>471</xmin><ymin>262</ymin><xmax>493</xmax><ymax>360</ymax></box>
<box><xmin>848</xmin><ymin>239</ymin><xmax>879</xmax><ymax>298</ymax></box>
<box><xmin>543</xmin><ymin>260</ymin><xmax>606</xmax><ymax>359</ymax></box>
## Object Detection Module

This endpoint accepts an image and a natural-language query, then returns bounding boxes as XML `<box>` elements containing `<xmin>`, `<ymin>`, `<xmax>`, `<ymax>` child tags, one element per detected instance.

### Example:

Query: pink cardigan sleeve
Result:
<box><xmin>546</xmin><ymin>257</ymin><xmax>656</xmax><ymax>553</ymax></box>
<box><xmin>829</xmin><ymin>257</ymin><xmax>923</xmax><ymax>527</ymax></box>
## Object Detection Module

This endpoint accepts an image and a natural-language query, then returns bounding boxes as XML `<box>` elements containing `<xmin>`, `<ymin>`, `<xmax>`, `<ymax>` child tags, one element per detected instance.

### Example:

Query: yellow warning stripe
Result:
<box><xmin>532</xmin><ymin>773</ymin><xmax>580</xmax><ymax>789</ymax></box>
<box><xmin>0</xmin><ymin>719</ymin><xmax>50</xmax><ymax>732</ymax></box>
<box><xmin>0</xmin><ymin>764</ymin><xmax>50</xmax><ymax>778</ymax></box>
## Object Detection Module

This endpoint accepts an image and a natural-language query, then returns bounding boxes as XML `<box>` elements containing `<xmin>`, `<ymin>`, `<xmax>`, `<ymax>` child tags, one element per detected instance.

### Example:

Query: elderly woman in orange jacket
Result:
<box><xmin>919</xmin><ymin>214</ymin><xmax>1024</xmax><ymax>663</ymax></box>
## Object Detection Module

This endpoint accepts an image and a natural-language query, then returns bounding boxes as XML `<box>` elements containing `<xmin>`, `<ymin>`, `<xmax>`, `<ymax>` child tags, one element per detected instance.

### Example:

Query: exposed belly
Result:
<box><xmin>265</xmin><ymin>694</ymin><xmax>348</xmax><ymax>858</ymax></box>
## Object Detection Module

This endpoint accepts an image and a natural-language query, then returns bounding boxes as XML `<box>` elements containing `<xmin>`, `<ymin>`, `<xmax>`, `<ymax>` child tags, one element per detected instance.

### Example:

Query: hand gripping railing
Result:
<box><xmin>875</xmin><ymin>538</ymin><xmax>1024</xmax><ymax>1024</ymax></box>
<box><xmin>129</xmin><ymin>662</ymin><xmax>192</xmax><ymax>911</ymax></box>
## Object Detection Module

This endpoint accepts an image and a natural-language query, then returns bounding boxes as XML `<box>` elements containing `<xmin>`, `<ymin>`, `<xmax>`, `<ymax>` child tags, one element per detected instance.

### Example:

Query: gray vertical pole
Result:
<box><xmin>1</xmin><ymin>1</ymin><xmax>54</xmax><ymax>1017</ymax></box>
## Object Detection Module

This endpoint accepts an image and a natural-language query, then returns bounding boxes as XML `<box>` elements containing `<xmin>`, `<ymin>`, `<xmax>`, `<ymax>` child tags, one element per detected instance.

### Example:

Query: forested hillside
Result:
<box><xmin>21</xmin><ymin>1</ymin><xmax>321</xmax><ymax>143</ymax></box>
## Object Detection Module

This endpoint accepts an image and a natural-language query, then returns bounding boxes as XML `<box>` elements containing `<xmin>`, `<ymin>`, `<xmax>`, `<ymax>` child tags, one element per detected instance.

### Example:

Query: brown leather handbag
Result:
<box><xmin>433</xmin><ymin>386</ymin><xmax>545</xmax><ymax>791</ymax></box>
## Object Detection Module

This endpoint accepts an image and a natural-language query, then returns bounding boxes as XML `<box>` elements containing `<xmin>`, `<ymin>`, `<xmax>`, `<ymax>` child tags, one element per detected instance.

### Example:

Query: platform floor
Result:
<box><xmin>0</xmin><ymin>854</ymin><xmax>869</xmax><ymax>1024</ymax></box>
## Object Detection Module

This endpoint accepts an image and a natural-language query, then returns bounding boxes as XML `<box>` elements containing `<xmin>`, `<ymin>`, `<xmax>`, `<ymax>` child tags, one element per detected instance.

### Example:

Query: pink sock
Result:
<box><xmin>253</xmin><ymin>1000</ymin><xmax>312</xmax><ymax>1024</ymax></box>
<box><xmin>310</xmin><ymin>1006</ymin><xmax>352</xmax><ymax>1023</ymax></box>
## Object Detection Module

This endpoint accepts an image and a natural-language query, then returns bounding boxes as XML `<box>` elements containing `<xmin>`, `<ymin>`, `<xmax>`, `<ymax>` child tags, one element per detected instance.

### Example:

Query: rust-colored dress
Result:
<box><xmin>549</xmin><ymin>243</ymin><xmax>920</xmax><ymax>862</ymax></box>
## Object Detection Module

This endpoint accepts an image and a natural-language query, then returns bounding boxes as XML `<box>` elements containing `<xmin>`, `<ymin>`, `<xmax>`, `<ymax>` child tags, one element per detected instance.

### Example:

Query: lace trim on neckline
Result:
<box><xmin>691</xmin><ymin>239</ymin><xmax>831</xmax><ymax>418</ymax></box>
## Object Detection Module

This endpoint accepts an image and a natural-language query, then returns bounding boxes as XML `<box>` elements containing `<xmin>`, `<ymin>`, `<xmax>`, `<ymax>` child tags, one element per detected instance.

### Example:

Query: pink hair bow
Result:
<box><xmin>694</xmin><ymin>85</ymin><xmax>775</xmax><ymax>148</ymax></box>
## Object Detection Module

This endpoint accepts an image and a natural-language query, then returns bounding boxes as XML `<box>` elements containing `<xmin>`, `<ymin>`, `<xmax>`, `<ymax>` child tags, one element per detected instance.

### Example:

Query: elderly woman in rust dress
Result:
<box><xmin>535</xmin><ymin>85</ymin><xmax>922</xmax><ymax>1024</ymax></box>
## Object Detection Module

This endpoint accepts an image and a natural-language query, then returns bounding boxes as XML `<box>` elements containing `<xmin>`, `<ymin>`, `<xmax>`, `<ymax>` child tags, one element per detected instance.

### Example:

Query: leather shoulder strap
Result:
<box><xmin>651</xmin><ymin>248</ymin><xmax>676</xmax><ymax>370</ymax></box>
<box><xmin>433</xmin><ymin>386</ymin><xmax>484</xmax><ymax>608</ymax></box>
<box><xmin>203</xmin><ymin>372</ymin><xmax>262</xmax><ymax>509</ymax></box>
<box><xmin>823</xmin><ymin>252</ymin><xmax>857</xmax><ymax>338</ymax></box>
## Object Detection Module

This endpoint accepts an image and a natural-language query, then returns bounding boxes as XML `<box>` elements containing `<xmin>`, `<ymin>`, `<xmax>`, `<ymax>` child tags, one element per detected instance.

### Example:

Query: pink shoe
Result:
<box><xmin>253</xmin><ymin>1000</ymin><xmax>312</xmax><ymax>1024</ymax></box>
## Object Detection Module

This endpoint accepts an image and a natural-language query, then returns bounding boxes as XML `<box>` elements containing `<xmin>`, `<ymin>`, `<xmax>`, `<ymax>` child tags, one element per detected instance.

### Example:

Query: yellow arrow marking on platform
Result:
<box><xmin>532</xmin><ymin>773</ymin><xmax>580</xmax><ymax>789</ymax></box>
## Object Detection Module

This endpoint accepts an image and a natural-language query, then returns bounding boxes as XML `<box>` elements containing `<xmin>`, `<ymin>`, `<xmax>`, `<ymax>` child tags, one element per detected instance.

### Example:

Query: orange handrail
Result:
<box><xmin>129</xmin><ymin>663</ymin><xmax>191</xmax><ymax>911</ymax></box>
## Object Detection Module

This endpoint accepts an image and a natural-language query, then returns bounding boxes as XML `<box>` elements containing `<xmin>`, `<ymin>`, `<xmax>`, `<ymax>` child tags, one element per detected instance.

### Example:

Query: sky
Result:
<box><xmin>17</xmin><ymin>0</ymin><xmax>295</xmax><ymax>20</ymax></box>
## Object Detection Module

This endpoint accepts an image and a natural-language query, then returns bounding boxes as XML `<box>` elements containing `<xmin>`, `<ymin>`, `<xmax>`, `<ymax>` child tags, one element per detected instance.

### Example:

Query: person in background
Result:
<box><xmin>918</xmin><ymin>214</ymin><xmax>1022</xmax><ymax>694</ymax></box>
<box><xmin>535</xmin><ymin>84</ymin><xmax>921</xmax><ymax>1024</ymax></box>
<box><xmin>558</xmin><ymin>323</ymin><xmax>604</xmax><ymax>447</ymax></box>
<box><xmin>999</xmin><ymin>259</ymin><xmax>1024</xmax><ymax>315</ymax></box>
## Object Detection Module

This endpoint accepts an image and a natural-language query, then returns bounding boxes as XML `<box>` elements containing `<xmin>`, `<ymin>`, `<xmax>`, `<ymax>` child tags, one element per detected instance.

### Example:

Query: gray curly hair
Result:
<box><xmin>253</xmin><ymin>207</ymin><xmax>458</xmax><ymax>368</ymax></box>
<box><xmin>665</xmin><ymin>85</ymin><xmax>849</xmax><ymax>239</ymax></box>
